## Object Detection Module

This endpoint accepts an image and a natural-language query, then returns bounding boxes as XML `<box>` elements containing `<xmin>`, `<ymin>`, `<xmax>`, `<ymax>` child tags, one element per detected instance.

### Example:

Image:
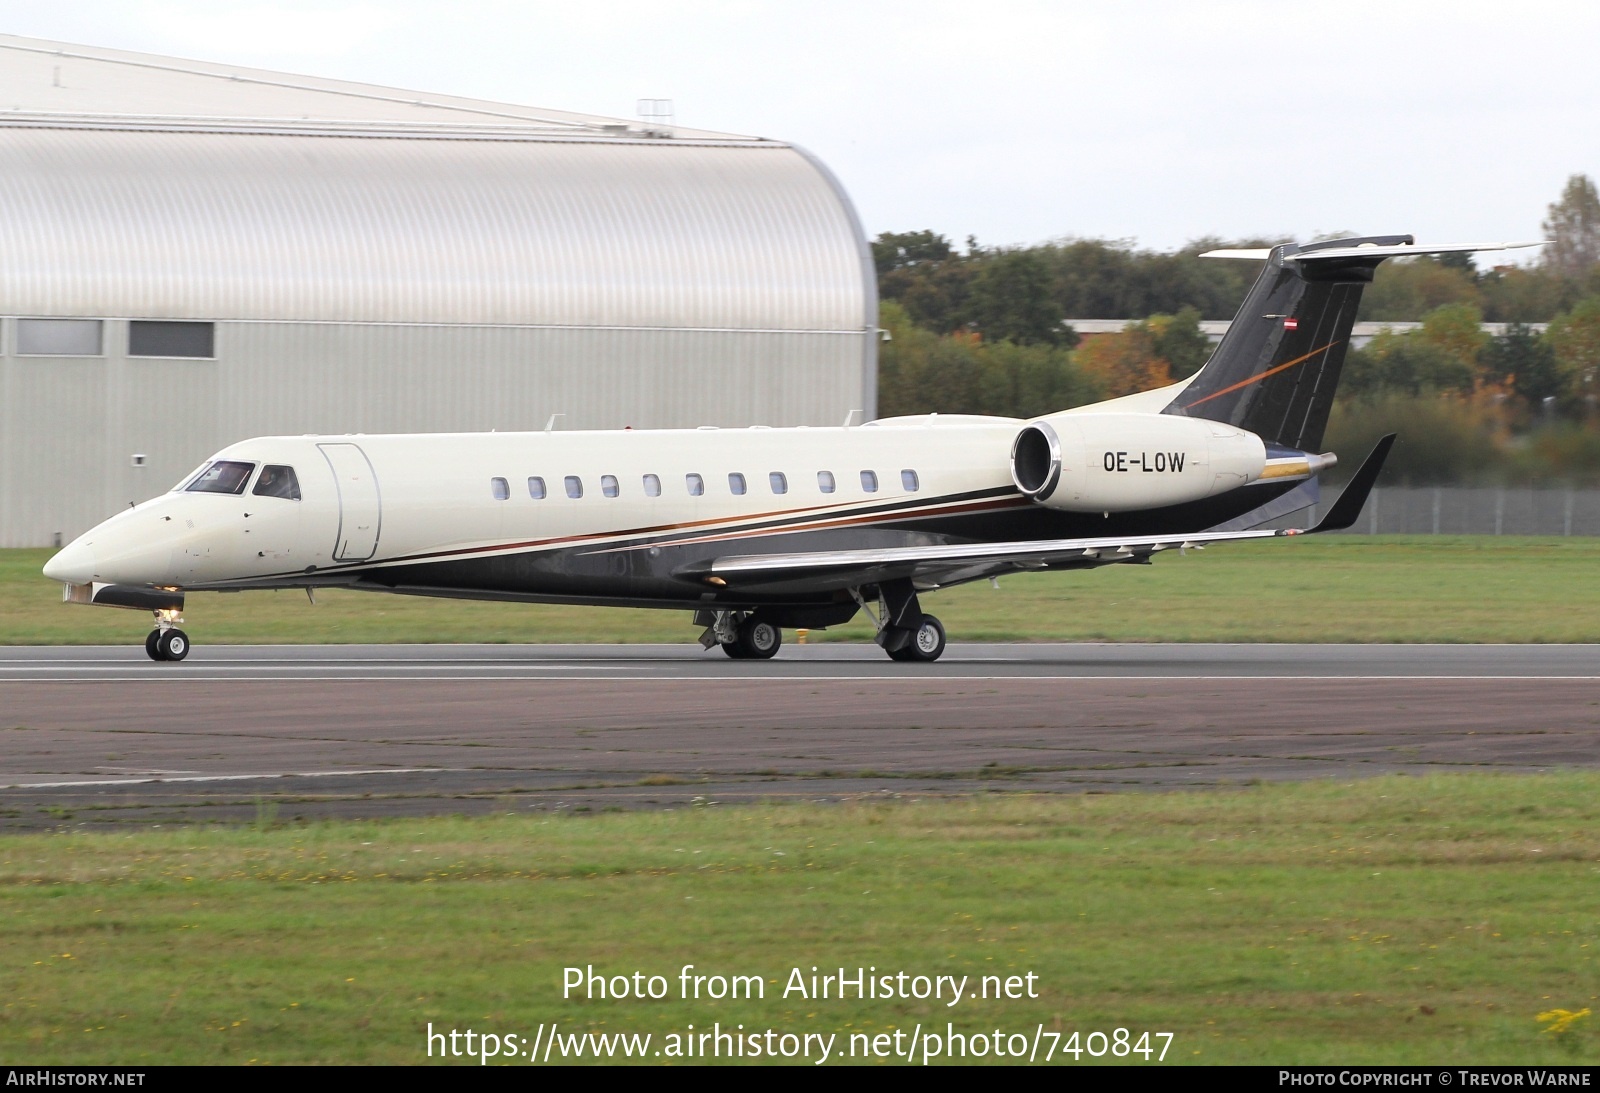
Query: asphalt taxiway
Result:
<box><xmin>2</xmin><ymin>643</ymin><xmax>1595</xmax><ymax>828</ymax></box>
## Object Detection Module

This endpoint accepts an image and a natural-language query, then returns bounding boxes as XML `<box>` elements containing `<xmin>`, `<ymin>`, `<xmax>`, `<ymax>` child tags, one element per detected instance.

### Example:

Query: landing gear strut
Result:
<box><xmin>857</xmin><ymin>579</ymin><xmax>947</xmax><ymax>663</ymax></box>
<box><xmin>725</xmin><ymin>616</ymin><xmax>781</xmax><ymax>659</ymax></box>
<box><xmin>697</xmin><ymin>610</ymin><xmax>783</xmax><ymax>660</ymax></box>
<box><xmin>887</xmin><ymin>615</ymin><xmax>946</xmax><ymax>662</ymax></box>
<box><xmin>145</xmin><ymin>608</ymin><xmax>191</xmax><ymax>662</ymax></box>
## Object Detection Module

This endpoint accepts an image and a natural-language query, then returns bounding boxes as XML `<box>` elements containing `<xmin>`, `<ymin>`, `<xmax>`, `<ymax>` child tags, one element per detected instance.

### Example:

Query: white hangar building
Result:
<box><xmin>0</xmin><ymin>36</ymin><xmax>876</xmax><ymax>546</ymax></box>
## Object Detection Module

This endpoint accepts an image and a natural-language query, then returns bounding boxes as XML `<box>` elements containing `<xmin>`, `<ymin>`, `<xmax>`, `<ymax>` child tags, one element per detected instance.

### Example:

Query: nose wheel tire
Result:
<box><xmin>887</xmin><ymin>615</ymin><xmax>946</xmax><ymax>663</ymax></box>
<box><xmin>149</xmin><ymin>628</ymin><xmax>191</xmax><ymax>662</ymax></box>
<box><xmin>722</xmin><ymin>617</ymin><xmax>782</xmax><ymax>660</ymax></box>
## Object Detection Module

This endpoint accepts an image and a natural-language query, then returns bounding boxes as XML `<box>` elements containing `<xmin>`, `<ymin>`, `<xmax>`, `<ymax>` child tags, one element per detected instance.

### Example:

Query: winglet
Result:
<box><xmin>1299</xmin><ymin>433</ymin><xmax>1396</xmax><ymax>534</ymax></box>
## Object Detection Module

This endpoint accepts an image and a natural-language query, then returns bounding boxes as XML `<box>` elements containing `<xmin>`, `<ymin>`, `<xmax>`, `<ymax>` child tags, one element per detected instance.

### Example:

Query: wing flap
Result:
<box><xmin>683</xmin><ymin>527</ymin><xmax>1286</xmax><ymax>591</ymax></box>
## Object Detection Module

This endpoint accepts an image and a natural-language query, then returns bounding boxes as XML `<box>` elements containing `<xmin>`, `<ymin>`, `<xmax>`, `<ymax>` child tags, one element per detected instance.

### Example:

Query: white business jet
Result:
<box><xmin>42</xmin><ymin>236</ymin><xmax>1538</xmax><ymax>663</ymax></box>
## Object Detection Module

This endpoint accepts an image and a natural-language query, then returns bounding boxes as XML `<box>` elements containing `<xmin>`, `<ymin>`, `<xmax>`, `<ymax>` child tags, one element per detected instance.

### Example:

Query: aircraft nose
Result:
<box><xmin>42</xmin><ymin>539</ymin><xmax>97</xmax><ymax>584</ymax></box>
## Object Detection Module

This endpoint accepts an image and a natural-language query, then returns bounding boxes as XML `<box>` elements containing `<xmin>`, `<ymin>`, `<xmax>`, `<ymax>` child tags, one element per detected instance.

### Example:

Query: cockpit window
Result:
<box><xmin>252</xmin><ymin>465</ymin><xmax>302</xmax><ymax>500</ymax></box>
<box><xmin>184</xmin><ymin>460</ymin><xmax>256</xmax><ymax>495</ymax></box>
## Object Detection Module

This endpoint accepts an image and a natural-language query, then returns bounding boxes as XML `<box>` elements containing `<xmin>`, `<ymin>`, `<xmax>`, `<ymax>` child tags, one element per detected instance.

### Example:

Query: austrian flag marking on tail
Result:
<box><xmin>1283</xmin><ymin>317</ymin><xmax>1299</xmax><ymax>330</ymax></box>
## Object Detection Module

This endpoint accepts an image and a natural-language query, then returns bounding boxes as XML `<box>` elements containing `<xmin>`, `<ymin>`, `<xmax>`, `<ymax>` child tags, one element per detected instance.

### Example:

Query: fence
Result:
<box><xmin>1264</xmin><ymin>487</ymin><xmax>1600</xmax><ymax>536</ymax></box>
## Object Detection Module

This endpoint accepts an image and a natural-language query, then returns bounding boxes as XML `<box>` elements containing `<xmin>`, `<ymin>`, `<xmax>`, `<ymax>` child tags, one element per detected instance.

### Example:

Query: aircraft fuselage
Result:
<box><xmin>43</xmin><ymin>412</ymin><xmax>1302</xmax><ymax>614</ymax></box>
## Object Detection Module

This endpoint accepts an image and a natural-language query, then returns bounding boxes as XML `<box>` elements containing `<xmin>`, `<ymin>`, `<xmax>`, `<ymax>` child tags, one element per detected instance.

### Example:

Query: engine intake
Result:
<box><xmin>1010</xmin><ymin>421</ymin><xmax>1062</xmax><ymax>498</ymax></box>
<box><xmin>1010</xmin><ymin>412</ymin><xmax>1269</xmax><ymax>512</ymax></box>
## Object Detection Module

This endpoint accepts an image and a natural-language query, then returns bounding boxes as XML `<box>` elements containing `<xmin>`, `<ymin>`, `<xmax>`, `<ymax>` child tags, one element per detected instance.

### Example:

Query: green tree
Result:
<box><xmin>1342</xmin><ymin>329</ymin><xmax>1475</xmax><ymax>399</ymax></box>
<box><xmin>872</xmin><ymin>230</ymin><xmax>954</xmax><ymax>277</ymax></box>
<box><xmin>1357</xmin><ymin>258</ymin><xmax>1481</xmax><ymax>321</ymax></box>
<box><xmin>1541</xmin><ymin>174</ymin><xmax>1600</xmax><ymax>280</ymax></box>
<box><xmin>876</xmin><ymin>302</ymin><xmax>984</xmax><ymax>416</ymax></box>
<box><xmin>1545</xmin><ymin>296</ymin><xmax>1600</xmax><ymax>414</ymax></box>
<box><xmin>1418</xmin><ymin>303</ymin><xmax>1490</xmax><ymax>370</ymax></box>
<box><xmin>1479</xmin><ymin>264</ymin><xmax>1573</xmax><ymax>323</ymax></box>
<box><xmin>964</xmin><ymin>249</ymin><xmax>1072</xmax><ymax>347</ymax></box>
<box><xmin>975</xmin><ymin>339</ymin><xmax>1104</xmax><ymax>418</ymax></box>
<box><xmin>876</xmin><ymin>301</ymin><xmax>1101</xmax><ymax>418</ymax></box>
<box><xmin>1141</xmin><ymin>306</ymin><xmax>1211</xmax><ymax>379</ymax></box>
<box><xmin>875</xmin><ymin>231</ymin><xmax>974</xmax><ymax>334</ymax></box>
<box><xmin>1481</xmin><ymin>323</ymin><xmax>1561</xmax><ymax>411</ymax></box>
<box><xmin>1325</xmin><ymin>394</ymin><xmax>1501</xmax><ymax>484</ymax></box>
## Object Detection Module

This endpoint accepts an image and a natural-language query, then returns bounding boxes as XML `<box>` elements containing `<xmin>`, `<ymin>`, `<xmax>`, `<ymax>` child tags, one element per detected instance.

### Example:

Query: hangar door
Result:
<box><xmin>318</xmin><ymin>442</ymin><xmax>382</xmax><ymax>562</ymax></box>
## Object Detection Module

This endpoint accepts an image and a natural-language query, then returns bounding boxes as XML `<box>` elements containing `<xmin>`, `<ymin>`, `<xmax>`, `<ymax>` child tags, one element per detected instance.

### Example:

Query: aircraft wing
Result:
<box><xmin>683</xmin><ymin>434</ymin><xmax>1395</xmax><ymax>594</ymax></box>
<box><xmin>686</xmin><ymin>526</ymin><xmax>1287</xmax><ymax>592</ymax></box>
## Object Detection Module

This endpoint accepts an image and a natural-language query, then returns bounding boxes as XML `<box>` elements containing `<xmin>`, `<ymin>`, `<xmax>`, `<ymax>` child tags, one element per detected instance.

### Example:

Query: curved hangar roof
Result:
<box><xmin>0</xmin><ymin>36</ymin><xmax>873</xmax><ymax>334</ymax></box>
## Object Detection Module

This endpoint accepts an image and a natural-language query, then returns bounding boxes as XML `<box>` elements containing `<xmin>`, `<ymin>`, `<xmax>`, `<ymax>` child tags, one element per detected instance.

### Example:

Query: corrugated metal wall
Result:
<box><xmin>0</xmin><ymin>125</ymin><xmax>876</xmax><ymax>545</ymax></box>
<box><xmin>0</xmin><ymin>127</ymin><xmax>868</xmax><ymax>328</ymax></box>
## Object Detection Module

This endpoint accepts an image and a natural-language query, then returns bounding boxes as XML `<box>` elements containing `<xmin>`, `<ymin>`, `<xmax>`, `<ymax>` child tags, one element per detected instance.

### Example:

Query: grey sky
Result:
<box><xmin>1</xmin><ymin>1</ymin><xmax>1592</xmax><ymax>255</ymax></box>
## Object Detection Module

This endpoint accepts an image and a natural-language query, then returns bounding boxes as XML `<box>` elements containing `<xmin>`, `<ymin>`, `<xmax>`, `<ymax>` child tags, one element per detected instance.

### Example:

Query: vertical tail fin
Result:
<box><xmin>1163</xmin><ymin>235</ymin><xmax>1410</xmax><ymax>452</ymax></box>
<box><xmin>1167</xmin><ymin>236</ymin><xmax>1544</xmax><ymax>451</ymax></box>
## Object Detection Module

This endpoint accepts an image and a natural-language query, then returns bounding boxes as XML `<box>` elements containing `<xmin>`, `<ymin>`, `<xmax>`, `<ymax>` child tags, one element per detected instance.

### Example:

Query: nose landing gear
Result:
<box><xmin>145</xmin><ymin>608</ymin><xmax>191</xmax><ymax>662</ymax></box>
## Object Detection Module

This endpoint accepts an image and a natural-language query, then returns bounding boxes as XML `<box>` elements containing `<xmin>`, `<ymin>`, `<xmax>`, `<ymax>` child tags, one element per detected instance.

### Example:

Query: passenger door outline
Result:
<box><xmin>318</xmin><ymin>442</ymin><xmax>382</xmax><ymax>562</ymax></box>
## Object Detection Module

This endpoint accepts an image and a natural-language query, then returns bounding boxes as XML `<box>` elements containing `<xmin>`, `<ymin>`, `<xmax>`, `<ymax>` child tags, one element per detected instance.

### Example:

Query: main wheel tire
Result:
<box><xmin>144</xmin><ymin>630</ymin><xmax>166</xmax><ymax>662</ymax></box>
<box><xmin>155</xmin><ymin>628</ymin><xmax>191</xmax><ymax>662</ymax></box>
<box><xmin>720</xmin><ymin>641</ymin><xmax>747</xmax><ymax>659</ymax></box>
<box><xmin>735</xmin><ymin>617</ymin><xmax>782</xmax><ymax>660</ymax></box>
<box><xmin>905</xmin><ymin>615</ymin><xmax>946</xmax><ymax>662</ymax></box>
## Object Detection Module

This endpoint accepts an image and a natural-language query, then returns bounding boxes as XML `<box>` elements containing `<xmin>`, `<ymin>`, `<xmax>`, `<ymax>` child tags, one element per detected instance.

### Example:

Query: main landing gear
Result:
<box><xmin>857</xmin><ymin>579</ymin><xmax>947</xmax><ymax>663</ymax></box>
<box><xmin>887</xmin><ymin>614</ymin><xmax>946</xmax><ymax>662</ymax></box>
<box><xmin>696</xmin><ymin>581</ymin><xmax>949</xmax><ymax>664</ymax></box>
<box><xmin>145</xmin><ymin>608</ymin><xmax>191</xmax><ymax>662</ymax></box>
<box><xmin>699</xmin><ymin>611</ymin><xmax>783</xmax><ymax>659</ymax></box>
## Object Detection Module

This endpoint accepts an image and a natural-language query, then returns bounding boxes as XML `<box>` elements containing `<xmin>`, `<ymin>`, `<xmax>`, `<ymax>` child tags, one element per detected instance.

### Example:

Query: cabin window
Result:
<box><xmin>901</xmin><ymin>469</ymin><xmax>920</xmax><ymax>492</ymax></box>
<box><xmin>490</xmin><ymin>477</ymin><xmax>510</xmax><ymax>500</ymax></box>
<box><xmin>565</xmin><ymin>475</ymin><xmax>583</xmax><ymax>499</ymax></box>
<box><xmin>16</xmin><ymin>318</ymin><xmax>102</xmax><ymax>356</ymax></box>
<box><xmin>643</xmin><ymin>473</ymin><xmax>661</xmax><ymax>497</ymax></box>
<box><xmin>769</xmin><ymin>472</ymin><xmax>788</xmax><ymax>495</ymax></box>
<box><xmin>528</xmin><ymin>476</ymin><xmax>546</xmax><ymax>499</ymax></box>
<box><xmin>818</xmin><ymin>470</ymin><xmax>836</xmax><ymax>494</ymax></box>
<box><xmin>729</xmin><ymin>472</ymin><xmax>747</xmax><ymax>496</ymax></box>
<box><xmin>252</xmin><ymin>464</ymin><xmax>301</xmax><ymax>500</ymax></box>
<box><xmin>861</xmin><ymin>470</ymin><xmax>879</xmax><ymax>493</ymax></box>
<box><xmin>184</xmin><ymin>460</ymin><xmax>255</xmax><ymax>495</ymax></box>
<box><xmin>601</xmin><ymin>474</ymin><xmax>620</xmax><ymax>498</ymax></box>
<box><xmin>686</xmin><ymin>473</ymin><xmax>704</xmax><ymax>497</ymax></box>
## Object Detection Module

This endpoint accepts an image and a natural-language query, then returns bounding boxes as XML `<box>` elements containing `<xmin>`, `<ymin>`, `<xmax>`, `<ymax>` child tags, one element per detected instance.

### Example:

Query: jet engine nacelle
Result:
<box><xmin>1010</xmin><ymin>412</ymin><xmax>1267</xmax><ymax>512</ymax></box>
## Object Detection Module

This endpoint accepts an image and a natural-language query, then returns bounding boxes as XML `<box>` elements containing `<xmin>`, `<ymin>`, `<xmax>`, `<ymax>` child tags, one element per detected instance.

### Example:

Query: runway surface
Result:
<box><xmin>7</xmin><ymin>641</ymin><xmax>1600</xmax><ymax>680</ymax></box>
<box><xmin>3</xmin><ymin>643</ymin><xmax>1597</xmax><ymax>829</ymax></box>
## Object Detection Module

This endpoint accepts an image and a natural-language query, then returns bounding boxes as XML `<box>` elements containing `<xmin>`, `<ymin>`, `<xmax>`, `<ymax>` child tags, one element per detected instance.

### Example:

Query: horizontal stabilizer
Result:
<box><xmin>1288</xmin><ymin>241</ymin><xmax>1545</xmax><ymax>262</ymax></box>
<box><xmin>1202</xmin><ymin>241</ymin><xmax>1545</xmax><ymax>262</ymax></box>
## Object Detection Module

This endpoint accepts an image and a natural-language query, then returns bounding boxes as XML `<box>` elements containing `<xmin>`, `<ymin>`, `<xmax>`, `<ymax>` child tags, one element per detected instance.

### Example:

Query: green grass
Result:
<box><xmin>2</xmin><ymin>774</ymin><xmax>1598</xmax><ymax>1064</ymax></box>
<box><xmin>13</xmin><ymin>535</ymin><xmax>1600</xmax><ymax>644</ymax></box>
